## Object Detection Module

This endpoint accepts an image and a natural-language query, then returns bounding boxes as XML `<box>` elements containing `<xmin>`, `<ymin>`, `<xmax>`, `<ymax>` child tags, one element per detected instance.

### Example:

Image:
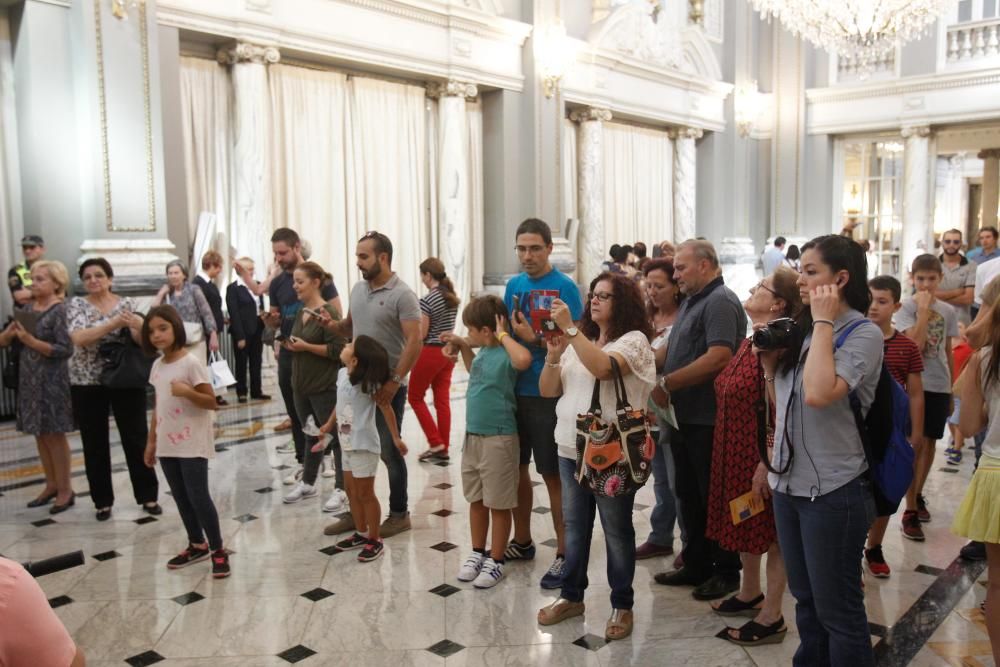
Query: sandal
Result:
<box><xmin>717</xmin><ymin>617</ymin><xmax>787</xmax><ymax>646</ymax></box>
<box><xmin>537</xmin><ymin>598</ymin><xmax>585</xmax><ymax>626</ymax></box>
<box><xmin>605</xmin><ymin>609</ymin><xmax>633</xmax><ymax>641</ymax></box>
<box><xmin>711</xmin><ymin>593</ymin><xmax>765</xmax><ymax>617</ymax></box>
<box><xmin>418</xmin><ymin>446</ymin><xmax>447</xmax><ymax>462</ymax></box>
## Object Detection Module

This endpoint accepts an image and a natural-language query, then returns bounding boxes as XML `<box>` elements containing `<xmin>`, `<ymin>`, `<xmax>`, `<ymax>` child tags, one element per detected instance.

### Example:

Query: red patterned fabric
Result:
<box><xmin>705</xmin><ymin>338</ymin><xmax>777</xmax><ymax>555</ymax></box>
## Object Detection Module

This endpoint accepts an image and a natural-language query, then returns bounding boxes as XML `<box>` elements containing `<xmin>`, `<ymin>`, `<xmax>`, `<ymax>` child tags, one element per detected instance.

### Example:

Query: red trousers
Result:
<box><xmin>407</xmin><ymin>345</ymin><xmax>455</xmax><ymax>451</ymax></box>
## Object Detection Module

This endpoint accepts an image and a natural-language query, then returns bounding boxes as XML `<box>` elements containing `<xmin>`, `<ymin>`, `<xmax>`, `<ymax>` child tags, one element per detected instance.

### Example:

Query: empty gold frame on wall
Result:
<box><xmin>96</xmin><ymin>0</ymin><xmax>157</xmax><ymax>232</ymax></box>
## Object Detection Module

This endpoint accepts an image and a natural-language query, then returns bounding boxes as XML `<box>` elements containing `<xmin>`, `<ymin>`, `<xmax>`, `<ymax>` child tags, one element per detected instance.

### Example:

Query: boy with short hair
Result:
<box><xmin>894</xmin><ymin>255</ymin><xmax>959</xmax><ymax>539</ymax></box>
<box><xmin>864</xmin><ymin>276</ymin><xmax>925</xmax><ymax>574</ymax></box>
<box><xmin>442</xmin><ymin>296</ymin><xmax>532</xmax><ymax>589</ymax></box>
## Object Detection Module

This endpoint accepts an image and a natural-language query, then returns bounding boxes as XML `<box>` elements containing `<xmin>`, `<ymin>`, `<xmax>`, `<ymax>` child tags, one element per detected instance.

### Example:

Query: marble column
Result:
<box><xmin>570</xmin><ymin>107</ymin><xmax>612</xmax><ymax>285</ymax></box>
<box><xmin>670</xmin><ymin>126</ymin><xmax>703</xmax><ymax>243</ymax></box>
<box><xmin>427</xmin><ymin>80</ymin><xmax>477</xmax><ymax>304</ymax></box>
<box><xmin>978</xmin><ymin>148</ymin><xmax>1000</xmax><ymax>229</ymax></box>
<box><xmin>217</xmin><ymin>43</ymin><xmax>279</xmax><ymax>274</ymax></box>
<box><xmin>902</xmin><ymin>125</ymin><xmax>932</xmax><ymax>273</ymax></box>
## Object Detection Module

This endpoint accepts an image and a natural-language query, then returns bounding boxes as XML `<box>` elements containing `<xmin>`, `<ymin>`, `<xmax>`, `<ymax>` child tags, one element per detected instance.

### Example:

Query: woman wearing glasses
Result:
<box><xmin>705</xmin><ymin>267</ymin><xmax>801</xmax><ymax>646</ymax></box>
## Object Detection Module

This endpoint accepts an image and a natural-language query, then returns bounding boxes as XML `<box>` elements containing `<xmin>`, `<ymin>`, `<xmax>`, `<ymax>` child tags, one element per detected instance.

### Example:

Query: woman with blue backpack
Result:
<box><xmin>755</xmin><ymin>234</ymin><xmax>882</xmax><ymax>667</ymax></box>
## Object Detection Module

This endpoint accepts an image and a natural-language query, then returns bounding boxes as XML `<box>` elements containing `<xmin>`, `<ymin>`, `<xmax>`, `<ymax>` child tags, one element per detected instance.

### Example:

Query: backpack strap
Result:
<box><xmin>831</xmin><ymin>318</ymin><xmax>878</xmax><ymax>476</ymax></box>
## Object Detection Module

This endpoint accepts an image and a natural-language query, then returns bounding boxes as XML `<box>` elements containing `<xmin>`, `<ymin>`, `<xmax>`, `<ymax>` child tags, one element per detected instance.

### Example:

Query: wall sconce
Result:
<box><xmin>842</xmin><ymin>182</ymin><xmax>861</xmax><ymax>213</ymax></box>
<box><xmin>734</xmin><ymin>80</ymin><xmax>763</xmax><ymax>138</ymax></box>
<box><xmin>111</xmin><ymin>0</ymin><xmax>142</xmax><ymax>20</ymax></box>
<box><xmin>536</xmin><ymin>21</ymin><xmax>577</xmax><ymax>99</ymax></box>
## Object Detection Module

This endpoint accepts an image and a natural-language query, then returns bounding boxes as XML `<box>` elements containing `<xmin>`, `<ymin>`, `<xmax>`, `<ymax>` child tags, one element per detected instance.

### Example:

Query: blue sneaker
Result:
<box><xmin>539</xmin><ymin>555</ymin><xmax>565</xmax><ymax>590</ymax></box>
<box><xmin>503</xmin><ymin>540</ymin><xmax>536</xmax><ymax>561</ymax></box>
<box><xmin>945</xmin><ymin>447</ymin><xmax>962</xmax><ymax>465</ymax></box>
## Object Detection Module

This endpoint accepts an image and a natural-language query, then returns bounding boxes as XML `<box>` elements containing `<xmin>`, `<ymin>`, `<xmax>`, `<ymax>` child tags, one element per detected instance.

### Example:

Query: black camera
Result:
<box><xmin>752</xmin><ymin>317</ymin><xmax>801</xmax><ymax>351</ymax></box>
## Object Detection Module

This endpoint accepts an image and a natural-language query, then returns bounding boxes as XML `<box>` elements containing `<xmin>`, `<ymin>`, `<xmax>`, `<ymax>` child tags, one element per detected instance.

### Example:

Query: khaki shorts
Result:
<box><xmin>461</xmin><ymin>433</ymin><xmax>519</xmax><ymax>509</ymax></box>
<box><xmin>344</xmin><ymin>450</ymin><xmax>380</xmax><ymax>479</ymax></box>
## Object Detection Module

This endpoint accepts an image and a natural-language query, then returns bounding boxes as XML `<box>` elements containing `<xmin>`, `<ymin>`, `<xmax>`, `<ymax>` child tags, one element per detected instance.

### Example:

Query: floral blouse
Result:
<box><xmin>164</xmin><ymin>283</ymin><xmax>216</xmax><ymax>334</ymax></box>
<box><xmin>66</xmin><ymin>295</ymin><xmax>137</xmax><ymax>386</ymax></box>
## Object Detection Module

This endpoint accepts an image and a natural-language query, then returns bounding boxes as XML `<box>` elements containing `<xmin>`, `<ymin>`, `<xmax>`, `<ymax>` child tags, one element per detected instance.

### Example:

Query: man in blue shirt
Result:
<box><xmin>973</xmin><ymin>226</ymin><xmax>1000</xmax><ymax>264</ymax></box>
<box><xmin>502</xmin><ymin>218</ymin><xmax>583</xmax><ymax>589</ymax></box>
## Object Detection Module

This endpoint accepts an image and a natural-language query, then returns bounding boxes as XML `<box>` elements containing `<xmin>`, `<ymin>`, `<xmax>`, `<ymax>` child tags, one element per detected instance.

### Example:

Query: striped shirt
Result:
<box><xmin>883</xmin><ymin>331</ymin><xmax>924</xmax><ymax>389</ymax></box>
<box><xmin>421</xmin><ymin>287</ymin><xmax>457</xmax><ymax>346</ymax></box>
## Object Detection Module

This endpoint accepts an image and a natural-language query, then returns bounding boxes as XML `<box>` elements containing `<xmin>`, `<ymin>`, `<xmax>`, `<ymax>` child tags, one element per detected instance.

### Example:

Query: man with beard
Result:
<box><xmin>258</xmin><ymin>228</ymin><xmax>341</xmax><ymax>478</ymax></box>
<box><xmin>935</xmin><ymin>229</ymin><xmax>976</xmax><ymax>326</ymax></box>
<box><xmin>320</xmin><ymin>231</ymin><xmax>422</xmax><ymax>538</ymax></box>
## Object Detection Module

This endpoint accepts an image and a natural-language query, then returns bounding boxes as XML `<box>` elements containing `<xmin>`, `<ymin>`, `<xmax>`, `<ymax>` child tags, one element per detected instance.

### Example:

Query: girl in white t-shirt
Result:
<box><xmin>141</xmin><ymin>305</ymin><xmax>229</xmax><ymax>579</ymax></box>
<box><xmin>319</xmin><ymin>335</ymin><xmax>407</xmax><ymax>563</ymax></box>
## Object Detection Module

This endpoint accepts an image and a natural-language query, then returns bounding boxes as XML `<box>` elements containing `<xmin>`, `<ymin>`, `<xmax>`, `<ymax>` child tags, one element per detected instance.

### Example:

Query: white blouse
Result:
<box><xmin>553</xmin><ymin>330</ymin><xmax>657</xmax><ymax>460</ymax></box>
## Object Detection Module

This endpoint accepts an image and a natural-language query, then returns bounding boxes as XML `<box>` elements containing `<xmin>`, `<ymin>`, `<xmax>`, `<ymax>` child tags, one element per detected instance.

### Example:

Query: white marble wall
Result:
<box><xmin>671</xmin><ymin>127</ymin><xmax>701</xmax><ymax>243</ymax></box>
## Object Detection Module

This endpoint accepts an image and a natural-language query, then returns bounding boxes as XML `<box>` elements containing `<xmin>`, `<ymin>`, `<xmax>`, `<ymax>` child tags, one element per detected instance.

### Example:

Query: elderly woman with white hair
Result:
<box><xmin>152</xmin><ymin>260</ymin><xmax>219</xmax><ymax>360</ymax></box>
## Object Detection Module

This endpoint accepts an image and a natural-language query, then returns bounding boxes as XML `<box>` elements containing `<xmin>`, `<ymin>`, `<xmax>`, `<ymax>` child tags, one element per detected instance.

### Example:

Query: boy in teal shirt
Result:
<box><xmin>442</xmin><ymin>296</ymin><xmax>531</xmax><ymax>589</ymax></box>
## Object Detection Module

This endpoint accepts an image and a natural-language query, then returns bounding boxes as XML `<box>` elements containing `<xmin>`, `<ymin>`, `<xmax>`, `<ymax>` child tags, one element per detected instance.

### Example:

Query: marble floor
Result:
<box><xmin>0</xmin><ymin>379</ymin><xmax>992</xmax><ymax>667</ymax></box>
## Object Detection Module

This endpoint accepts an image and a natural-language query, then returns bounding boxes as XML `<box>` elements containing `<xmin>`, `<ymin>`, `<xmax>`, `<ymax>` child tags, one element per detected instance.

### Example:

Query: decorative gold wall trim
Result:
<box><xmin>94</xmin><ymin>0</ymin><xmax>157</xmax><ymax>232</ymax></box>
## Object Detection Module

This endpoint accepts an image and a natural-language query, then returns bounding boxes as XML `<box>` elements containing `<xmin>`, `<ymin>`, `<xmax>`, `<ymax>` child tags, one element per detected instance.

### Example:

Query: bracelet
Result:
<box><xmin>544</xmin><ymin>357</ymin><xmax>560</xmax><ymax>368</ymax></box>
<box><xmin>812</xmin><ymin>319</ymin><xmax>835</xmax><ymax>328</ymax></box>
<box><xmin>497</xmin><ymin>331</ymin><xmax>509</xmax><ymax>342</ymax></box>
<box><xmin>763</xmin><ymin>375</ymin><xmax>775</xmax><ymax>383</ymax></box>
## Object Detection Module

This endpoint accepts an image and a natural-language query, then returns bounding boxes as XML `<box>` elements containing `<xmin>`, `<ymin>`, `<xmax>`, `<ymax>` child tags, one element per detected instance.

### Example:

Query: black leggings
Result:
<box><xmin>160</xmin><ymin>457</ymin><xmax>222</xmax><ymax>552</ymax></box>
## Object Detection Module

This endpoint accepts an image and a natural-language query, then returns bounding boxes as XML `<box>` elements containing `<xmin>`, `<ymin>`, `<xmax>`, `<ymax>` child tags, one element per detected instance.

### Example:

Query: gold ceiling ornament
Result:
<box><xmin>747</xmin><ymin>0</ymin><xmax>950</xmax><ymax>74</ymax></box>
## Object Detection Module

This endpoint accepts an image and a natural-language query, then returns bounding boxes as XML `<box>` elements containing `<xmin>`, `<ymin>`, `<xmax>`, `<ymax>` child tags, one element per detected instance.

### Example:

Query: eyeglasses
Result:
<box><xmin>942</xmin><ymin>239</ymin><xmax>962</xmax><ymax>245</ymax></box>
<box><xmin>514</xmin><ymin>245</ymin><xmax>547</xmax><ymax>255</ymax></box>
<box><xmin>588</xmin><ymin>291</ymin><xmax>614</xmax><ymax>302</ymax></box>
<box><xmin>750</xmin><ymin>281</ymin><xmax>777</xmax><ymax>297</ymax></box>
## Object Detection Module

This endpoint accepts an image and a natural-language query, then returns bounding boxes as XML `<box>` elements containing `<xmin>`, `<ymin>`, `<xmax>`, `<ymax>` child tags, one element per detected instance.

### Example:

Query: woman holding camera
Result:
<box><xmin>706</xmin><ymin>266</ymin><xmax>801</xmax><ymax>646</ymax></box>
<box><xmin>756</xmin><ymin>235</ymin><xmax>882</xmax><ymax>666</ymax></box>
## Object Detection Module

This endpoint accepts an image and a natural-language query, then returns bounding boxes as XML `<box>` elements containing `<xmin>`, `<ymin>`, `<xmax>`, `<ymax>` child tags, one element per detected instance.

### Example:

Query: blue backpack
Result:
<box><xmin>835</xmin><ymin>319</ymin><xmax>915</xmax><ymax>506</ymax></box>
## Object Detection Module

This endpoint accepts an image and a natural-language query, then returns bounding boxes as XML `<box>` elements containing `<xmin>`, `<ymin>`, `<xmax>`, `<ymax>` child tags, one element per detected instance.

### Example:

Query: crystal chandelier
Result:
<box><xmin>747</xmin><ymin>0</ymin><xmax>950</xmax><ymax>71</ymax></box>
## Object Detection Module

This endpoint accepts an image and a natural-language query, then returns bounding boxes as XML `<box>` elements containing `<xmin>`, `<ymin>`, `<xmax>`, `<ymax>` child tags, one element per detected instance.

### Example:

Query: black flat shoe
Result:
<box><xmin>216</xmin><ymin>396</ymin><xmax>229</xmax><ymax>406</ymax></box>
<box><xmin>96</xmin><ymin>508</ymin><xmax>112</xmax><ymax>522</ymax></box>
<box><xmin>654</xmin><ymin>567</ymin><xmax>710</xmax><ymax>587</ymax></box>
<box><xmin>143</xmin><ymin>503</ymin><xmax>163</xmax><ymax>516</ymax></box>
<box><xmin>50</xmin><ymin>493</ymin><xmax>76</xmax><ymax>515</ymax></box>
<box><xmin>251</xmin><ymin>394</ymin><xmax>271</xmax><ymax>401</ymax></box>
<box><xmin>693</xmin><ymin>574</ymin><xmax>741</xmax><ymax>601</ymax></box>
<box><xmin>26</xmin><ymin>491</ymin><xmax>57</xmax><ymax>508</ymax></box>
<box><xmin>237</xmin><ymin>395</ymin><xmax>248</xmax><ymax>404</ymax></box>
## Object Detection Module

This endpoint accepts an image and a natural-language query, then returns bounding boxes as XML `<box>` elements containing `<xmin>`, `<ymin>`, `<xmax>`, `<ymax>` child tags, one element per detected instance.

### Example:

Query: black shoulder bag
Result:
<box><xmin>99</xmin><ymin>328</ymin><xmax>154</xmax><ymax>389</ymax></box>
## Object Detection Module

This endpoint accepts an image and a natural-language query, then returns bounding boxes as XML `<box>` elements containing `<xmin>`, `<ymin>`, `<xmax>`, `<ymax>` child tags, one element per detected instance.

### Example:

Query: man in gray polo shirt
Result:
<box><xmin>935</xmin><ymin>229</ymin><xmax>976</xmax><ymax>325</ymax></box>
<box><xmin>322</xmin><ymin>231</ymin><xmax>423</xmax><ymax>539</ymax></box>
<box><xmin>653</xmin><ymin>239</ymin><xmax>747</xmax><ymax>600</ymax></box>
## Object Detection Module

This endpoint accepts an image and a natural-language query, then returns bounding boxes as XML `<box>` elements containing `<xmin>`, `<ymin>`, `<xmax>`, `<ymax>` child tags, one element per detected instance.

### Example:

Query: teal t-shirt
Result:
<box><xmin>465</xmin><ymin>345</ymin><xmax>518</xmax><ymax>435</ymax></box>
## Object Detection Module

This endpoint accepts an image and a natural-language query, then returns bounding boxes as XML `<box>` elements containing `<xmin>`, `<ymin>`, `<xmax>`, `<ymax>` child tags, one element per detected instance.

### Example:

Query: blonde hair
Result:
<box><xmin>32</xmin><ymin>260</ymin><xmax>69</xmax><ymax>295</ymax></box>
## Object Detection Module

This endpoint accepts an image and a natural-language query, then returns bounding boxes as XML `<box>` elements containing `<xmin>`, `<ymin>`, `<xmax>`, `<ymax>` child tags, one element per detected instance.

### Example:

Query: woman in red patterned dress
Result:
<box><xmin>705</xmin><ymin>267</ymin><xmax>802</xmax><ymax>646</ymax></box>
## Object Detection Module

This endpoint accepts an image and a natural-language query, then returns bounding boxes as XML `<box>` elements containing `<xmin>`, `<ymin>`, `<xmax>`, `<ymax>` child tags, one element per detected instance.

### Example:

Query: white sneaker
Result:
<box><xmin>321</xmin><ymin>455</ymin><xmax>337</xmax><ymax>478</ymax></box>
<box><xmin>275</xmin><ymin>439</ymin><xmax>296</xmax><ymax>454</ymax></box>
<box><xmin>282</xmin><ymin>482</ymin><xmax>317</xmax><ymax>504</ymax></box>
<box><xmin>457</xmin><ymin>551</ymin><xmax>486</xmax><ymax>582</ymax></box>
<box><xmin>473</xmin><ymin>558</ymin><xmax>504</xmax><ymax>589</ymax></box>
<box><xmin>323</xmin><ymin>489</ymin><xmax>349</xmax><ymax>513</ymax></box>
<box><xmin>282</xmin><ymin>466</ymin><xmax>304</xmax><ymax>486</ymax></box>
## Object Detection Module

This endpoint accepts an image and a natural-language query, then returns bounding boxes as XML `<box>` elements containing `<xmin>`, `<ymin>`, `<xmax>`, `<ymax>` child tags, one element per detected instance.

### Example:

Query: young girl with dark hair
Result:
<box><xmin>410</xmin><ymin>257</ymin><xmax>460</xmax><ymax>462</ymax></box>
<box><xmin>321</xmin><ymin>335</ymin><xmax>408</xmax><ymax>562</ymax></box>
<box><xmin>756</xmin><ymin>234</ymin><xmax>882</xmax><ymax>665</ymax></box>
<box><xmin>141</xmin><ymin>305</ymin><xmax>229</xmax><ymax>578</ymax></box>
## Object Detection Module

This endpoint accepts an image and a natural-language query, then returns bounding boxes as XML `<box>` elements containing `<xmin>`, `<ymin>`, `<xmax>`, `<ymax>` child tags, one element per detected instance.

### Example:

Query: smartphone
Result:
<box><xmin>512</xmin><ymin>294</ymin><xmax>520</xmax><ymax>317</ymax></box>
<box><xmin>303</xmin><ymin>307</ymin><xmax>325</xmax><ymax>318</ymax></box>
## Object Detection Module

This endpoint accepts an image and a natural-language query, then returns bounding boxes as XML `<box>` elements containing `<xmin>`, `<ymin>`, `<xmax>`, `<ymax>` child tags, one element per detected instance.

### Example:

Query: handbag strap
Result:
<box><xmin>608</xmin><ymin>356</ymin><xmax>633</xmax><ymax>412</ymax></box>
<box><xmin>588</xmin><ymin>374</ymin><xmax>602</xmax><ymax>415</ymax></box>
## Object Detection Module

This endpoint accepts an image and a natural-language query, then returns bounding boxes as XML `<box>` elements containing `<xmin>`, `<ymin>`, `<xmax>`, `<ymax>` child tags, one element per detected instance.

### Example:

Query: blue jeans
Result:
<box><xmin>773</xmin><ymin>476</ymin><xmax>876</xmax><ymax>667</ymax></box>
<box><xmin>558</xmin><ymin>456</ymin><xmax>636</xmax><ymax>609</ymax></box>
<box><xmin>648</xmin><ymin>427</ymin><xmax>685</xmax><ymax>546</ymax></box>
<box><xmin>376</xmin><ymin>385</ymin><xmax>408</xmax><ymax>516</ymax></box>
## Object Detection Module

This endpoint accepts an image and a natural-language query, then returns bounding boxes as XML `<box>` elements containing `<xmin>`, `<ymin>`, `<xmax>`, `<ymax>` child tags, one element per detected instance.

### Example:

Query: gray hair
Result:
<box><xmin>165</xmin><ymin>259</ymin><xmax>189</xmax><ymax>279</ymax></box>
<box><xmin>677</xmin><ymin>239</ymin><xmax>719</xmax><ymax>269</ymax></box>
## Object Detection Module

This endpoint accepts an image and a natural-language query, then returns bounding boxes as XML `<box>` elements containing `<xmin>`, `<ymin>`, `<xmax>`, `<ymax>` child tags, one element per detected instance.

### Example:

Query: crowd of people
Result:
<box><xmin>1</xmin><ymin>219</ymin><xmax>998</xmax><ymax>666</ymax></box>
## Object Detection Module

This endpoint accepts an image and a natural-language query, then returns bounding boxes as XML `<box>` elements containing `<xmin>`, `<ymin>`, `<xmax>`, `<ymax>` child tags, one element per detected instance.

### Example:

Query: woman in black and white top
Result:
<box><xmin>408</xmin><ymin>257</ymin><xmax>460</xmax><ymax>462</ymax></box>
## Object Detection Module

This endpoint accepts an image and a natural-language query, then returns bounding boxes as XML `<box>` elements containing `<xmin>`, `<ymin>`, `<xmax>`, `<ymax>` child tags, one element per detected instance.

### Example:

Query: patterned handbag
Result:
<box><xmin>574</xmin><ymin>357</ymin><xmax>656</xmax><ymax>497</ymax></box>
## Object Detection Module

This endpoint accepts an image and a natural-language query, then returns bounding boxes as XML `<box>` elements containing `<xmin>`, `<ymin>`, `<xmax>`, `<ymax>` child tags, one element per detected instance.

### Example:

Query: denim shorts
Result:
<box><xmin>515</xmin><ymin>396</ymin><xmax>559</xmax><ymax>476</ymax></box>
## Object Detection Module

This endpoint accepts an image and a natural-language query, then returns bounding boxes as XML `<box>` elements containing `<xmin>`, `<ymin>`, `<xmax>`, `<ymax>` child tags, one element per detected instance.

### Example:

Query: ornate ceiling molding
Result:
<box><xmin>217</xmin><ymin>42</ymin><xmax>281</xmax><ymax>65</ymax></box>
<box><xmin>426</xmin><ymin>79</ymin><xmax>478</xmax><ymax>99</ymax></box>
<box><xmin>569</xmin><ymin>107</ymin><xmax>613</xmax><ymax>123</ymax></box>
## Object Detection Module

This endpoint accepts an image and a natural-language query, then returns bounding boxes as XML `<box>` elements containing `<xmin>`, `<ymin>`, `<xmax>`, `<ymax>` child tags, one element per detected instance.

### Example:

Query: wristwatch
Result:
<box><xmin>565</xmin><ymin>326</ymin><xmax>579</xmax><ymax>338</ymax></box>
<box><xmin>391</xmin><ymin>373</ymin><xmax>403</xmax><ymax>384</ymax></box>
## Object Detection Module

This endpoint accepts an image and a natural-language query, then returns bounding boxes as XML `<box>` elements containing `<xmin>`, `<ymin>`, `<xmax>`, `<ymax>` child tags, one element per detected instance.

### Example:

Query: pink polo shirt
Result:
<box><xmin>0</xmin><ymin>557</ymin><xmax>77</xmax><ymax>667</ymax></box>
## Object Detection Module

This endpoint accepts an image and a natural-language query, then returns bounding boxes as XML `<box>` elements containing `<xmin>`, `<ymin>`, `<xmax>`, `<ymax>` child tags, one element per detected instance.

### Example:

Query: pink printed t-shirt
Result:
<box><xmin>0</xmin><ymin>557</ymin><xmax>77</xmax><ymax>667</ymax></box>
<box><xmin>149</xmin><ymin>352</ymin><xmax>215</xmax><ymax>459</ymax></box>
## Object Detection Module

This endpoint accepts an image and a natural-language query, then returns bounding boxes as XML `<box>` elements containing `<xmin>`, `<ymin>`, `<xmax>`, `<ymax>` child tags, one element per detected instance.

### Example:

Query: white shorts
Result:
<box><xmin>344</xmin><ymin>450</ymin><xmax>380</xmax><ymax>478</ymax></box>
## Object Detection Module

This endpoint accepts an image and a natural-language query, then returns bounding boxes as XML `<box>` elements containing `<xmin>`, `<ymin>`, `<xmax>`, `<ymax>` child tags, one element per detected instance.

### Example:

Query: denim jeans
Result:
<box><xmin>376</xmin><ymin>385</ymin><xmax>408</xmax><ymax>516</ymax></box>
<box><xmin>648</xmin><ymin>427</ymin><xmax>685</xmax><ymax>547</ymax></box>
<box><xmin>558</xmin><ymin>456</ymin><xmax>636</xmax><ymax>610</ymax></box>
<box><xmin>277</xmin><ymin>349</ymin><xmax>305</xmax><ymax>462</ymax></box>
<box><xmin>160</xmin><ymin>457</ymin><xmax>223</xmax><ymax>552</ymax></box>
<box><xmin>773</xmin><ymin>475</ymin><xmax>876</xmax><ymax>667</ymax></box>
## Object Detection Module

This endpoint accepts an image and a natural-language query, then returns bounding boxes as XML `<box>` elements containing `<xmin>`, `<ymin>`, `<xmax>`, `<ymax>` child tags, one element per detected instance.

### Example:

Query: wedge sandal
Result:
<box><xmin>605</xmin><ymin>609</ymin><xmax>633</xmax><ymax>641</ymax></box>
<box><xmin>537</xmin><ymin>598</ymin><xmax>585</xmax><ymax>626</ymax></box>
<box><xmin>711</xmin><ymin>593</ymin><xmax>765</xmax><ymax>617</ymax></box>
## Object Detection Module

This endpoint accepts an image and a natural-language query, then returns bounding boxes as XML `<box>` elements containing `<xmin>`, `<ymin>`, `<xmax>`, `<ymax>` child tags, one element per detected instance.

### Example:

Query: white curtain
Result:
<box><xmin>269</xmin><ymin>64</ymin><xmax>350</xmax><ymax>292</ymax></box>
<box><xmin>346</xmin><ymin>77</ymin><xmax>430</xmax><ymax>295</ymax></box>
<box><xmin>178</xmin><ymin>57</ymin><xmax>233</xmax><ymax>257</ymax></box>
<box><xmin>0</xmin><ymin>12</ymin><xmax>21</xmax><ymax>319</ymax></box>
<box><xmin>602</xmin><ymin>121</ymin><xmax>673</xmax><ymax>250</ymax></box>
<box><xmin>467</xmin><ymin>100</ymin><xmax>484</xmax><ymax>296</ymax></box>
